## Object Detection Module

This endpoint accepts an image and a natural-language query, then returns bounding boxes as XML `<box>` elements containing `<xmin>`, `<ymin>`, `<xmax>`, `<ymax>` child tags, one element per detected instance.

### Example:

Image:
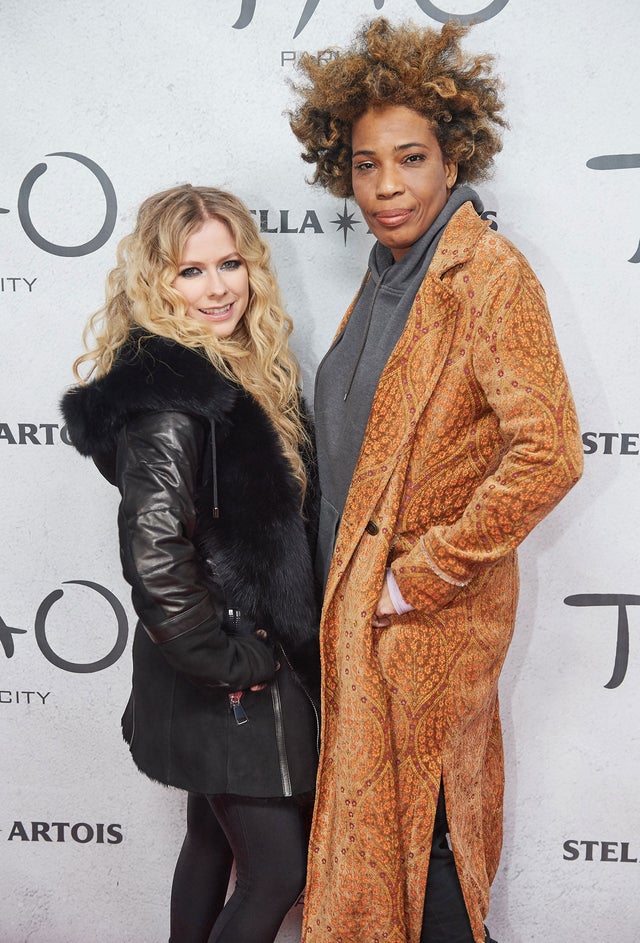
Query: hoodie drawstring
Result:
<box><xmin>343</xmin><ymin>267</ymin><xmax>390</xmax><ymax>403</ymax></box>
<box><xmin>210</xmin><ymin>418</ymin><xmax>220</xmax><ymax>518</ymax></box>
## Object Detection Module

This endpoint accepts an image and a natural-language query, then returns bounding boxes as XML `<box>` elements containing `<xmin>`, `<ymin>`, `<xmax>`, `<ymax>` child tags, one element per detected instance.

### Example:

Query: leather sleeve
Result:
<box><xmin>116</xmin><ymin>410</ymin><xmax>277</xmax><ymax>689</ymax></box>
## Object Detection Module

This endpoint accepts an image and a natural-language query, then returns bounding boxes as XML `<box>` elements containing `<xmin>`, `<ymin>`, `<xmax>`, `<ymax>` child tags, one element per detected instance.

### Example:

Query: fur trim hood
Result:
<box><xmin>61</xmin><ymin>333</ymin><xmax>239</xmax><ymax>467</ymax></box>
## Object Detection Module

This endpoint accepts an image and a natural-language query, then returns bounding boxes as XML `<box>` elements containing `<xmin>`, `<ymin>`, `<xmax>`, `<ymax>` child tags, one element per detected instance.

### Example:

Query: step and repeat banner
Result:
<box><xmin>1</xmin><ymin>1</ymin><xmax>638</xmax><ymax>941</ymax></box>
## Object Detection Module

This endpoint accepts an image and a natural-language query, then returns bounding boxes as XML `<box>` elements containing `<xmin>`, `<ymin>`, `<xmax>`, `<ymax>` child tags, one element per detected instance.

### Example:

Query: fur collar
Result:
<box><xmin>61</xmin><ymin>333</ymin><xmax>239</xmax><ymax>458</ymax></box>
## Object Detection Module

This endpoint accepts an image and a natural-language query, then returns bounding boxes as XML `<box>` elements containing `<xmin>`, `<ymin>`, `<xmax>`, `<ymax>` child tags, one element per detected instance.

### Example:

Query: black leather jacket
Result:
<box><xmin>62</xmin><ymin>334</ymin><xmax>319</xmax><ymax>796</ymax></box>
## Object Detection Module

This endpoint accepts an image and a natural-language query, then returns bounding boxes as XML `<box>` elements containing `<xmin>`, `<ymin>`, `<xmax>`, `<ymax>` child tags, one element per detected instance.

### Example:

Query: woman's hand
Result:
<box><xmin>250</xmin><ymin>629</ymin><xmax>279</xmax><ymax>690</ymax></box>
<box><xmin>372</xmin><ymin>581</ymin><xmax>395</xmax><ymax>628</ymax></box>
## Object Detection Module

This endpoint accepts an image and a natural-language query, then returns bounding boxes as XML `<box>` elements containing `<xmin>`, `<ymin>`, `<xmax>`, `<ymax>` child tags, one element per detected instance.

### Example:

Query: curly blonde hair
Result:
<box><xmin>289</xmin><ymin>18</ymin><xmax>507</xmax><ymax>198</ymax></box>
<box><xmin>74</xmin><ymin>184</ymin><xmax>309</xmax><ymax>495</ymax></box>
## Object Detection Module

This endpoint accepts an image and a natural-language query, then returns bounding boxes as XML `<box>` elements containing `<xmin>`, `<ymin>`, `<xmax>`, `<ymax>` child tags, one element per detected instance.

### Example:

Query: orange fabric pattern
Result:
<box><xmin>302</xmin><ymin>204</ymin><xmax>583</xmax><ymax>943</ymax></box>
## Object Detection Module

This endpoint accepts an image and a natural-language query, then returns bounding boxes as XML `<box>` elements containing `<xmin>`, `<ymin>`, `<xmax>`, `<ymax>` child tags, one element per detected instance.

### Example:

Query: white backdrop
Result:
<box><xmin>1</xmin><ymin>2</ymin><xmax>638</xmax><ymax>941</ymax></box>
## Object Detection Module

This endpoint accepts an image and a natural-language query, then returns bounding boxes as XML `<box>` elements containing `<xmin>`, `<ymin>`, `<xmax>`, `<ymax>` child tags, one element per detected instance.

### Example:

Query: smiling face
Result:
<box><xmin>172</xmin><ymin>217</ymin><xmax>250</xmax><ymax>338</ymax></box>
<box><xmin>351</xmin><ymin>105</ymin><xmax>458</xmax><ymax>262</ymax></box>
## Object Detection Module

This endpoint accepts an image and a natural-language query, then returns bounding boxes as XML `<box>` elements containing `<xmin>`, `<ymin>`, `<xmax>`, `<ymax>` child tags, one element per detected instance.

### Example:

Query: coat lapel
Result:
<box><xmin>323</xmin><ymin>204</ymin><xmax>487</xmax><ymax>608</ymax></box>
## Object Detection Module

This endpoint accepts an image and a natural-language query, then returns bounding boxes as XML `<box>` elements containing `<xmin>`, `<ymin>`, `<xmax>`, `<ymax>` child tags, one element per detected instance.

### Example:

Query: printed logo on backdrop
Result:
<box><xmin>586</xmin><ymin>153</ymin><xmax>640</xmax><ymax>262</ymax></box>
<box><xmin>562</xmin><ymin>840</ymin><xmax>639</xmax><ymax>863</ymax></box>
<box><xmin>7</xmin><ymin>821</ymin><xmax>123</xmax><ymax>844</ymax></box>
<box><xmin>0</xmin><ymin>277</ymin><xmax>36</xmax><ymax>293</ymax></box>
<box><xmin>569</xmin><ymin>437</ymin><xmax>638</xmax><ymax>688</ymax></box>
<box><xmin>233</xmin><ymin>0</ymin><xmax>510</xmax><ymax>37</ymax></box>
<box><xmin>582</xmin><ymin>432</ymin><xmax>639</xmax><ymax>455</ymax></box>
<box><xmin>1</xmin><ymin>152</ymin><xmax>116</xmax><ymax>257</ymax></box>
<box><xmin>251</xmin><ymin>206</ymin><xmax>498</xmax><ymax>246</ymax></box>
<box><xmin>0</xmin><ymin>422</ymin><xmax>71</xmax><ymax>446</ymax></box>
<box><xmin>0</xmin><ymin>581</ymin><xmax>129</xmax><ymax>704</ymax></box>
<box><xmin>251</xmin><ymin>204</ymin><xmax>370</xmax><ymax>246</ymax></box>
<box><xmin>564</xmin><ymin>594</ymin><xmax>640</xmax><ymax>689</ymax></box>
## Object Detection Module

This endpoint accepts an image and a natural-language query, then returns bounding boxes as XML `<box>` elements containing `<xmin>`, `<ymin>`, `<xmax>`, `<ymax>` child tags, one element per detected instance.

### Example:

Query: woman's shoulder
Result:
<box><xmin>440</xmin><ymin>203</ymin><xmax>533</xmax><ymax>272</ymax></box>
<box><xmin>434</xmin><ymin>208</ymin><xmax>543</xmax><ymax>307</ymax></box>
<box><xmin>61</xmin><ymin>332</ymin><xmax>238</xmax><ymax>459</ymax></box>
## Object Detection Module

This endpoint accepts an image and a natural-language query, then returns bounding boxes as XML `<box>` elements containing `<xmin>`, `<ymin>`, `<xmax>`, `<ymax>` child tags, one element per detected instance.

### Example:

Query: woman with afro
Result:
<box><xmin>289</xmin><ymin>18</ymin><xmax>582</xmax><ymax>943</ymax></box>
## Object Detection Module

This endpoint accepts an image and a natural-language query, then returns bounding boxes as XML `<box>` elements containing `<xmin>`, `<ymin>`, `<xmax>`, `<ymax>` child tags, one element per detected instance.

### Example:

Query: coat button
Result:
<box><xmin>365</xmin><ymin>520</ymin><xmax>379</xmax><ymax>536</ymax></box>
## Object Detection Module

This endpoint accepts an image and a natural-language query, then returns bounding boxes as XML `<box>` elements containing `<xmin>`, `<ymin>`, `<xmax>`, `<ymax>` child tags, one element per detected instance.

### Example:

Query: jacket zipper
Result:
<box><xmin>228</xmin><ymin>691</ymin><xmax>248</xmax><ymax>725</ymax></box>
<box><xmin>270</xmin><ymin>678</ymin><xmax>292</xmax><ymax>797</ymax></box>
<box><xmin>224</xmin><ymin>614</ymin><xmax>313</xmax><ymax>796</ymax></box>
<box><xmin>227</xmin><ymin>611</ymin><xmax>251</xmax><ymax>723</ymax></box>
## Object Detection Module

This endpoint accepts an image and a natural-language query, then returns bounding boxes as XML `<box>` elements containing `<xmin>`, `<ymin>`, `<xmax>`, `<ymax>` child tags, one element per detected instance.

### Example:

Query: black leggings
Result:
<box><xmin>420</xmin><ymin>784</ymin><xmax>477</xmax><ymax>943</ymax></box>
<box><xmin>170</xmin><ymin>792</ymin><xmax>310</xmax><ymax>943</ymax></box>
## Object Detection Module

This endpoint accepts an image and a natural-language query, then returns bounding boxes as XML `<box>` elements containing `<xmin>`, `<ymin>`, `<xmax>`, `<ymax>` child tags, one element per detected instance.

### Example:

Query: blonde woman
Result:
<box><xmin>62</xmin><ymin>185</ymin><xmax>319</xmax><ymax>943</ymax></box>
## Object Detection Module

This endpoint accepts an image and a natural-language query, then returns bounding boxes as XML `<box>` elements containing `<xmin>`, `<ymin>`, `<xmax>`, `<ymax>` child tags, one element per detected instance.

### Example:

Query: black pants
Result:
<box><xmin>421</xmin><ymin>785</ymin><xmax>477</xmax><ymax>943</ymax></box>
<box><xmin>170</xmin><ymin>792</ymin><xmax>310</xmax><ymax>943</ymax></box>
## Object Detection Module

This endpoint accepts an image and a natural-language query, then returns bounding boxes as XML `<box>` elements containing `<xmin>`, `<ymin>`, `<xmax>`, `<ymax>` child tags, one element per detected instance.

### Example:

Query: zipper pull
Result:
<box><xmin>228</xmin><ymin>691</ymin><xmax>248</xmax><ymax>725</ymax></box>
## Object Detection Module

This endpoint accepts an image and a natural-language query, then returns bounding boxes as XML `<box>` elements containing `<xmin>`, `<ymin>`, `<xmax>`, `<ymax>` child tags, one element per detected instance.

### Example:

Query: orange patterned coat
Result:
<box><xmin>302</xmin><ymin>203</ymin><xmax>583</xmax><ymax>943</ymax></box>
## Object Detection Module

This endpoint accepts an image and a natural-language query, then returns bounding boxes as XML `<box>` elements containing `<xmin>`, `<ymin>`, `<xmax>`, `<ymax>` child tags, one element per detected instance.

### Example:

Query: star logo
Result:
<box><xmin>331</xmin><ymin>201</ymin><xmax>362</xmax><ymax>246</ymax></box>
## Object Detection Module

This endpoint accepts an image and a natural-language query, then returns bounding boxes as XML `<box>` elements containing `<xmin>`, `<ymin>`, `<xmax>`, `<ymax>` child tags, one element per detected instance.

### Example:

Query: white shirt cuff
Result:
<box><xmin>386</xmin><ymin>568</ymin><xmax>415</xmax><ymax>615</ymax></box>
